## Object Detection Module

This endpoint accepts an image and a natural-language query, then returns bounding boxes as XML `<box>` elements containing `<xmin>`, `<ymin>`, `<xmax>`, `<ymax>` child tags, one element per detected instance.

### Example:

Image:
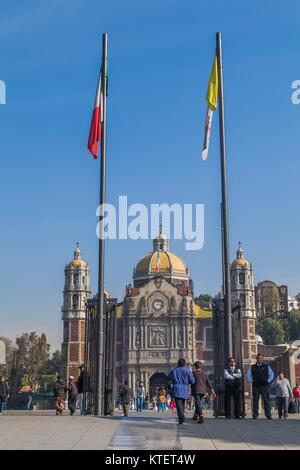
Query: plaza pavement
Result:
<box><xmin>0</xmin><ymin>409</ymin><xmax>300</xmax><ymax>450</ymax></box>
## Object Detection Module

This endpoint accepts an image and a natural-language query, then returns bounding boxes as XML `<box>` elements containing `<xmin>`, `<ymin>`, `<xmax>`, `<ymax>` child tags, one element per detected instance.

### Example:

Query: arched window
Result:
<box><xmin>82</xmin><ymin>276</ymin><xmax>85</xmax><ymax>285</ymax></box>
<box><xmin>73</xmin><ymin>294</ymin><xmax>78</xmax><ymax>309</ymax></box>
<box><xmin>239</xmin><ymin>273</ymin><xmax>245</xmax><ymax>285</ymax></box>
<box><xmin>240</xmin><ymin>293</ymin><xmax>245</xmax><ymax>305</ymax></box>
<box><xmin>73</xmin><ymin>273</ymin><xmax>79</xmax><ymax>285</ymax></box>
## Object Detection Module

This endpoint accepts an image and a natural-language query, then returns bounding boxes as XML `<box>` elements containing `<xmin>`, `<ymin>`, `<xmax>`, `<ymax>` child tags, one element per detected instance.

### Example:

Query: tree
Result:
<box><xmin>15</xmin><ymin>332</ymin><xmax>50</xmax><ymax>383</ymax></box>
<box><xmin>256</xmin><ymin>317</ymin><xmax>285</xmax><ymax>345</ymax></box>
<box><xmin>43</xmin><ymin>350</ymin><xmax>63</xmax><ymax>375</ymax></box>
<box><xmin>195</xmin><ymin>294</ymin><xmax>212</xmax><ymax>304</ymax></box>
<box><xmin>285</xmin><ymin>309</ymin><xmax>300</xmax><ymax>342</ymax></box>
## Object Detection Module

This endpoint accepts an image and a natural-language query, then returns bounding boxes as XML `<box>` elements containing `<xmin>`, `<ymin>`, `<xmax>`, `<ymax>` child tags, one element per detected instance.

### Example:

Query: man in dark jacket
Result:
<box><xmin>77</xmin><ymin>364</ymin><xmax>89</xmax><ymax>416</ymax></box>
<box><xmin>0</xmin><ymin>376</ymin><xmax>9</xmax><ymax>413</ymax></box>
<box><xmin>224</xmin><ymin>357</ymin><xmax>242</xmax><ymax>419</ymax></box>
<box><xmin>168</xmin><ymin>358</ymin><xmax>195</xmax><ymax>424</ymax></box>
<box><xmin>247</xmin><ymin>353</ymin><xmax>274</xmax><ymax>419</ymax></box>
<box><xmin>66</xmin><ymin>376</ymin><xmax>78</xmax><ymax>416</ymax></box>
<box><xmin>192</xmin><ymin>361</ymin><xmax>214</xmax><ymax>423</ymax></box>
<box><xmin>119</xmin><ymin>380</ymin><xmax>132</xmax><ymax>417</ymax></box>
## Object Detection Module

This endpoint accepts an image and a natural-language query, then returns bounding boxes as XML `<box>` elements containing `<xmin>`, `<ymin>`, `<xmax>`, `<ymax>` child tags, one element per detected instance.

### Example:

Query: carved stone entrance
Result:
<box><xmin>149</xmin><ymin>372</ymin><xmax>169</xmax><ymax>398</ymax></box>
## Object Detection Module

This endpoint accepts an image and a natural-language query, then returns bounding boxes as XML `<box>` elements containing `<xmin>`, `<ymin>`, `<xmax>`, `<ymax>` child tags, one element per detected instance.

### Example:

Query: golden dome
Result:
<box><xmin>134</xmin><ymin>250</ymin><xmax>188</xmax><ymax>279</ymax></box>
<box><xmin>232</xmin><ymin>258</ymin><xmax>247</xmax><ymax>267</ymax></box>
<box><xmin>231</xmin><ymin>242</ymin><xmax>250</xmax><ymax>268</ymax></box>
<box><xmin>70</xmin><ymin>259</ymin><xmax>87</xmax><ymax>268</ymax></box>
<box><xmin>68</xmin><ymin>246</ymin><xmax>87</xmax><ymax>268</ymax></box>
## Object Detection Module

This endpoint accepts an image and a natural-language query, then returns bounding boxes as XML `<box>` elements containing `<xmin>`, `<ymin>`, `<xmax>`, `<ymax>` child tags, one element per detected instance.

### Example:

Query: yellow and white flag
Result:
<box><xmin>202</xmin><ymin>56</ymin><xmax>218</xmax><ymax>160</ymax></box>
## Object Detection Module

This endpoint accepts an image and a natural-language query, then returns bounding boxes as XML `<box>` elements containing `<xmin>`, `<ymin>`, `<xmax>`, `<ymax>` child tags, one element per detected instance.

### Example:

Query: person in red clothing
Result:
<box><xmin>292</xmin><ymin>384</ymin><xmax>300</xmax><ymax>413</ymax></box>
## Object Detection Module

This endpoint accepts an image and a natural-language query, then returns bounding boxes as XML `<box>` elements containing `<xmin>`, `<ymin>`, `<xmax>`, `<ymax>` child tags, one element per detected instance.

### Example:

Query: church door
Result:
<box><xmin>149</xmin><ymin>372</ymin><xmax>169</xmax><ymax>399</ymax></box>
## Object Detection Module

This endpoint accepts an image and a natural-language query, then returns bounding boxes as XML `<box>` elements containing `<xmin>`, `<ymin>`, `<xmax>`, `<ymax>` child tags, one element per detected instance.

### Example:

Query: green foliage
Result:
<box><xmin>196</xmin><ymin>294</ymin><xmax>212</xmax><ymax>303</ymax></box>
<box><xmin>21</xmin><ymin>374</ymin><xmax>30</xmax><ymax>386</ymax></box>
<box><xmin>285</xmin><ymin>309</ymin><xmax>300</xmax><ymax>342</ymax></box>
<box><xmin>15</xmin><ymin>332</ymin><xmax>50</xmax><ymax>383</ymax></box>
<box><xmin>39</xmin><ymin>374</ymin><xmax>56</xmax><ymax>393</ymax></box>
<box><xmin>42</xmin><ymin>350</ymin><xmax>63</xmax><ymax>375</ymax></box>
<box><xmin>256</xmin><ymin>316</ymin><xmax>285</xmax><ymax>345</ymax></box>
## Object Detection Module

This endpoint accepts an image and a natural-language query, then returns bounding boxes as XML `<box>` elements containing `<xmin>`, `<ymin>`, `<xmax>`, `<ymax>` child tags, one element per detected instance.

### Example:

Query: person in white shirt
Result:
<box><xmin>224</xmin><ymin>357</ymin><xmax>243</xmax><ymax>418</ymax></box>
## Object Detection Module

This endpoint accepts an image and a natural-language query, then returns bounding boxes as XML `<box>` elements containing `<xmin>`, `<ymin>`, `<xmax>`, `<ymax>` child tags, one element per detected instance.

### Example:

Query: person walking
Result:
<box><xmin>77</xmin><ymin>364</ymin><xmax>89</xmax><ymax>416</ymax></box>
<box><xmin>119</xmin><ymin>380</ymin><xmax>131</xmax><ymax>417</ymax></box>
<box><xmin>271</xmin><ymin>371</ymin><xmax>293</xmax><ymax>419</ymax></box>
<box><xmin>168</xmin><ymin>358</ymin><xmax>195</xmax><ymax>425</ymax></box>
<box><xmin>65</xmin><ymin>376</ymin><xmax>78</xmax><ymax>416</ymax></box>
<box><xmin>247</xmin><ymin>353</ymin><xmax>274</xmax><ymax>419</ymax></box>
<box><xmin>135</xmin><ymin>381</ymin><xmax>145</xmax><ymax>412</ymax></box>
<box><xmin>54</xmin><ymin>375</ymin><xmax>66</xmax><ymax>416</ymax></box>
<box><xmin>203</xmin><ymin>394</ymin><xmax>210</xmax><ymax>409</ymax></box>
<box><xmin>292</xmin><ymin>383</ymin><xmax>300</xmax><ymax>413</ymax></box>
<box><xmin>0</xmin><ymin>376</ymin><xmax>9</xmax><ymax>413</ymax></box>
<box><xmin>224</xmin><ymin>357</ymin><xmax>243</xmax><ymax>419</ymax></box>
<box><xmin>192</xmin><ymin>361</ymin><xmax>214</xmax><ymax>423</ymax></box>
<box><xmin>144</xmin><ymin>393</ymin><xmax>149</xmax><ymax>410</ymax></box>
<box><xmin>157</xmin><ymin>386</ymin><xmax>166</xmax><ymax>413</ymax></box>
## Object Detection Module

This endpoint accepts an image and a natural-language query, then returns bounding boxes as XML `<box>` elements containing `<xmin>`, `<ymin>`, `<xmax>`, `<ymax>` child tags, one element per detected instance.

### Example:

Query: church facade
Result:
<box><xmin>115</xmin><ymin>233</ymin><xmax>198</xmax><ymax>393</ymax></box>
<box><xmin>61</xmin><ymin>238</ymin><xmax>257</xmax><ymax>396</ymax></box>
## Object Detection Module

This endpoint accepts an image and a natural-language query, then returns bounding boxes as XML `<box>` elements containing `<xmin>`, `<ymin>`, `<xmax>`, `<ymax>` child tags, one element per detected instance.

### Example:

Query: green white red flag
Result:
<box><xmin>88</xmin><ymin>70</ymin><xmax>102</xmax><ymax>159</ymax></box>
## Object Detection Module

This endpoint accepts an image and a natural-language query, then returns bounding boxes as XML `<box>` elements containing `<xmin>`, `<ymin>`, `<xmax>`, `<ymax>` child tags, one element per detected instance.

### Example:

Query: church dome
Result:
<box><xmin>231</xmin><ymin>242</ymin><xmax>250</xmax><ymax>268</ymax></box>
<box><xmin>68</xmin><ymin>246</ymin><xmax>87</xmax><ymax>268</ymax></box>
<box><xmin>133</xmin><ymin>232</ymin><xmax>189</xmax><ymax>283</ymax></box>
<box><xmin>135</xmin><ymin>251</ymin><xmax>187</xmax><ymax>275</ymax></box>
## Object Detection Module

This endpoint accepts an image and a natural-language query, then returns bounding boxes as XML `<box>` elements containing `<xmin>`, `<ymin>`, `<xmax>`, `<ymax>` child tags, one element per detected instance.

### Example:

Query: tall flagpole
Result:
<box><xmin>216</xmin><ymin>32</ymin><xmax>233</xmax><ymax>359</ymax></box>
<box><xmin>96</xmin><ymin>33</ymin><xmax>108</xmax><ymax>416</ymax></box>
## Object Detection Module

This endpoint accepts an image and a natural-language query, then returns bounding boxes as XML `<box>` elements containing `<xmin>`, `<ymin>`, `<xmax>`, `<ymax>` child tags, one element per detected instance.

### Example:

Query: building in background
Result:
<box><xmin>61</xmin><ymin>246</ymin><xmax>91</xmax><ymax>379</ymax></box>
<box><xmin>255</xmin><ymin>281</ymin><xmax>288</xmax><ymax>318</ymax></box>
<box><xmin>288</xmin><ymin>296</ymin><xmax>300</xmax><ymax>312</ymax></box>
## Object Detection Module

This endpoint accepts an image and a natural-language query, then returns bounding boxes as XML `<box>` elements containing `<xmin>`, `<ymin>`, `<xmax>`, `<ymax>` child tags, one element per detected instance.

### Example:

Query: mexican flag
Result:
<box><xmin>88</xmin><ymin>70</ymin><xmax>102</xmax><ymax>159</ymax></box>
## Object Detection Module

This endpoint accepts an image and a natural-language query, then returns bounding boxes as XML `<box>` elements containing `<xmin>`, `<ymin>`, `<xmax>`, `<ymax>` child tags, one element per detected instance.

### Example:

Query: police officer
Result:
<box><xmin>224</xmin><ymin>357</ymin><xmax>242</xmax><ymax>419</ymax></box>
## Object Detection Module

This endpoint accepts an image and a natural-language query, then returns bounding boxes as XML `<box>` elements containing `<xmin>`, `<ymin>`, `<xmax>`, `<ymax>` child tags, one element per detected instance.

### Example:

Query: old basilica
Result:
<box><xmin>61</xmin><ymin>233</ymin><xmax>258</xmax><ymax>396</ymax></box>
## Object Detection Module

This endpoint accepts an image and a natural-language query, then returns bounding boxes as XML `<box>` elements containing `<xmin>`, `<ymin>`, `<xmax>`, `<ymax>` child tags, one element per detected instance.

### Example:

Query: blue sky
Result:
<box><xmin>1</xmin><ymin>0</ymin><xmax>300</xmax><ymax>350</ymax></box>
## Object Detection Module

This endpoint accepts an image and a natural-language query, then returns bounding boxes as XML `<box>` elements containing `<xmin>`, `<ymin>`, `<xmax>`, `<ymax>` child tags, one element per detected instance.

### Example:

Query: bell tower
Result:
<box><xmin>231</xmin><ymin>243</ymin><xmax>257</xmax><ymax>390</ymax></box>
<box><xmin>61</xmin><ymin>245</ymin><xmax>91</xmax><ymax>379</ymax></box>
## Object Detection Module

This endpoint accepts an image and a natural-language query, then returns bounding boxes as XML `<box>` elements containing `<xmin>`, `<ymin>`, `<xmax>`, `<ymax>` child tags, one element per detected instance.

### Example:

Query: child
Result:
<box><xmin>55</xmin><ymin>397</ymin><xmax>64</xmax><ymax>416</ymax></box>
<box><xmin>157</xmin><ymin>386</ymin><xmax>166</xmax><ymax>412</ymax></box>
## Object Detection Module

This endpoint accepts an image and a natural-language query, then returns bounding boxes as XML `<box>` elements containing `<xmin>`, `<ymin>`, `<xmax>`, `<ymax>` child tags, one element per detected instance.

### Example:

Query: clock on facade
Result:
<box><xmin>153</xmin><ymin>299</ymin><xmax>164</xmax><ymax>311</ymax></box>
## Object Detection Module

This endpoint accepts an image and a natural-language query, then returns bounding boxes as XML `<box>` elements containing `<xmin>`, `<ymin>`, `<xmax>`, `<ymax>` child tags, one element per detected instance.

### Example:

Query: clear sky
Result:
<box><xmin>1</xmin><ymin>0</ymin><xmax>300</xmax><ymax>351</ymax></box>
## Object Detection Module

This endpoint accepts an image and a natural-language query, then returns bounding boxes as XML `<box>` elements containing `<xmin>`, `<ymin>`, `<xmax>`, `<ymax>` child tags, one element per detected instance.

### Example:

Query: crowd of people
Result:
<box><xmin>53</xmin><ymin>364</ymin><xmax>88</xmax><ymax>416</ymax></box>
<box><xmin>2</xmin><ymin>354</ymin><xmax>300</xmax><ymax>421</ymax></box>
<box><xmin>119</xmin><ymin>354</ymin><xmax>300</xmax><ymax>424</ymax></box>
